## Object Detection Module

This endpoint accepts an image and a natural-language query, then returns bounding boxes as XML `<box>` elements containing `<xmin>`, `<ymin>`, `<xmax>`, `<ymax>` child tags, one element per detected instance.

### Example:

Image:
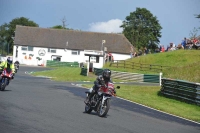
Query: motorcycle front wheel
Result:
<box><xmin>84</xmin><ymin>97</ymin><xmax>93</xmax><ymax>113</ymax></box>
<box><xmin>98</xmin><ymin>99</ymin><xmax>110</xmax><ymax>117</ymax></box>
<box><xmin>0</xmin><ymin>79</ymin><xmax>6</xmax><ymax>91</ymax></box>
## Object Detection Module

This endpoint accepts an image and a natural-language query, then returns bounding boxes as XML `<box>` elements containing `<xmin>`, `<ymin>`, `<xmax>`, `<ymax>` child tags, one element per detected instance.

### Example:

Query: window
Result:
<box><xmin>48</xmin><ymin>48</ymin><xmax>56</xmax><ymax>53</ymax></box>
<box><xmin>28</xmin><ymin>46</ymin><xmax>33</xmax><ymax>51</ymax></box>
<box><xmin>21</xmin><ymin>46</ymin><xmax>33</xmax><ymax>51</ymax></box>
<box><xmin>90</xmin><ymin>56</ymin><xmax>99</xmax><ymax>63</ymax></box>
<box><xmin>21</xmin><ymin>47</ymin><xmax>27</xmax><ymax>51</ymax></box>
<box><xmin>53</xmin><ymin>57</ymin><xmax>61</xmax><ymax>61</ymax></box>
<box><xmin>71</xmin><ymin>50</ymin><xmax>80</xmax><ymax>55</ymax></box>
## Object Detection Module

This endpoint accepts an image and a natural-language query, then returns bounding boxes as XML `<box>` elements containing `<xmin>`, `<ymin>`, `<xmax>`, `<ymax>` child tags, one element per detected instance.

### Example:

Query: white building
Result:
<box><xmin>13</xmin><ymin>25</ymin><xmax>134</xmax><ymax>68</ymax></box>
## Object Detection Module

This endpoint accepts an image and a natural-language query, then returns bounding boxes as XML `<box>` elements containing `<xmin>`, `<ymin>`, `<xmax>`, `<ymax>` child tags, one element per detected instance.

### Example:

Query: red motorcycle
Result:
<box><xmin>0</xmin><ymin>68</ymin><xmax>13</xmax><ymax>91</ymax></box>
<box><xmin>84</xmin><ymin>82</ymin><xmax>120</xmax><ymax>117</ymax></box>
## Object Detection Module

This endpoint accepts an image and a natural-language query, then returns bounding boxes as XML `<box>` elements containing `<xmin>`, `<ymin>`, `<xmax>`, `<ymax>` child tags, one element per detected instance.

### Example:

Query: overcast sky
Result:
<box><xmin>0</xmin><ymin>0</ymin><xmax>199</xmax><ymax>47</ymax></box>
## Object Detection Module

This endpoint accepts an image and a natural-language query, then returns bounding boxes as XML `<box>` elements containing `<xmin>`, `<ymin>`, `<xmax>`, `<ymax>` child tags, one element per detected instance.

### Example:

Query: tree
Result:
<box><xmin>191</xmin><ymin>14</ymin><xmax>200</xmax><ymax>39</ymax></box>
<box><xmin>0</xmin><ymin>17</ymin><xmax>39</xmax><ymax>54</ymax></box>
<box><xmin>195</xmin><ymin>14</ymin><xmax>200</xmax><ymax>19</ymax></box>
<box><xmin>0</xmin><ymin>23</ymin><xmax>9</xmax><ymax>55</ymax></box>
<box><xmin>120</xmin><ymin>8</ymin><xmax>162</xmax><ymax>51</ymax></box>
<box><xmin>189</xmin><ymin>27</ymin><xmax>199</xmax><ymax>39</ymax></box>
<box><xmin>51</xmin><ymin>25</ymin><xmax>71</xmax><ymax>30</ymax></box>
<box><xmin>50</xmin><ymin>25</ymin><xmax>75</xmax><ymax>30</ymax></box>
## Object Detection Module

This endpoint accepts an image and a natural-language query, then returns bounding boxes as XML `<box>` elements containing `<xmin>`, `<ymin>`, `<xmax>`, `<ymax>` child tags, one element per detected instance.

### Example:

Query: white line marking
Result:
<box><xmin>116</xmin><ymin>96</ymin><xmax>200</xmax><ymax>125</ymax></box>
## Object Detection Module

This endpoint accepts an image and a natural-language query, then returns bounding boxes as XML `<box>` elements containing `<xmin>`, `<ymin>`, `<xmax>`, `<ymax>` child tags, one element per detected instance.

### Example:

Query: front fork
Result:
<box><xmin>100</xmin><ymin>95</ymin><xmax>110</xmax><ymax>110</ymax></box>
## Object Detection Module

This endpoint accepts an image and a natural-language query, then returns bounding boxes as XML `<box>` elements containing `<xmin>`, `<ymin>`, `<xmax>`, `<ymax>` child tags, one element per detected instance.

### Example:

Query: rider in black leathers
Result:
<box><xmin>85</xmin><ymin>69</ymin><xmax>114</xmax><ymax>104</ymax></box>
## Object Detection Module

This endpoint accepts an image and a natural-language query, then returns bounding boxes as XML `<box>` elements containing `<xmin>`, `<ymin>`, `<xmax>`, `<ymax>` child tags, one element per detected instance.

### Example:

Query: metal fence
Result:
<box><xmin>161</xmin><ymin>78</ymin><xmax>200</xmax><ymax>106</ymax></box>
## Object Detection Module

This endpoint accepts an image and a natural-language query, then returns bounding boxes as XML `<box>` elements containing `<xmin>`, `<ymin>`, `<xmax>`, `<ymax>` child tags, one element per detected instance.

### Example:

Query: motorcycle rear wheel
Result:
<box><xmin>98</xmin><ymin>99</ymin><xmax>110</xmax><ymax>117</ymax></box>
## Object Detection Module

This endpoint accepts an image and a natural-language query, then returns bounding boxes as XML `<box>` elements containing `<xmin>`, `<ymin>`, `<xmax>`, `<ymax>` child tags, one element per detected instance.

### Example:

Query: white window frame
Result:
<box><xmin>71</xmin><ymin>50</ymin><xmax>80</xmax><ymax>55</ymax></box>
<box><xmin>21</xmin><ymin>46</ymin><xmax>33</xmax><ymax>51</ymax></box>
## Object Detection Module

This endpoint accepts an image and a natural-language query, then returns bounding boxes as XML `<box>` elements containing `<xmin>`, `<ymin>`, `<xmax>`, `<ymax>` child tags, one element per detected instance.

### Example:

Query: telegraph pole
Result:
<box><xmin>61</xmin><ymin>16</ymin><xmax>68</xmax><ymax>29</ymax></box>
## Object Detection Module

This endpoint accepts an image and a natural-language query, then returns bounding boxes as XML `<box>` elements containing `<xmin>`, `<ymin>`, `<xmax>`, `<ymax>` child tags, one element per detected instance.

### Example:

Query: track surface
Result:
<box><xmin>0</xmin><ymin>66</ymin><xmax>199</xmax><ymax>133</ymax></box>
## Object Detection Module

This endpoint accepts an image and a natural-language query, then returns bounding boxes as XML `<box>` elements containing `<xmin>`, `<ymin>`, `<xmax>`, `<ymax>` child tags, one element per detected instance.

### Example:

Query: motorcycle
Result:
<box><xmin>14</xmin><ymin>63</ymin><xmax>19</xmax><ymax>73</ymax></box>
<box><xmin>0</xmin><ymin>68</ymin><xmax>13</xmax><ymax>91</ymax></box>
<box><xmin>84</xmin><ymin>82</ymin><xmax>120</xmax><ymax>117</ymax></box>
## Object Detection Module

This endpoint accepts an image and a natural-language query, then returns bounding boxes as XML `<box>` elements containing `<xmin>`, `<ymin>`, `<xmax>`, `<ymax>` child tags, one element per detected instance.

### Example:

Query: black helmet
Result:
<box><xmin>102</xmin><ymin>69</ymin><xmax>111</xmax><ymax>80</ymax></box>
<box><xmin>7</xmin><ymin>57</ymin><xmax>13</xmax><ymax>64</ymax></box>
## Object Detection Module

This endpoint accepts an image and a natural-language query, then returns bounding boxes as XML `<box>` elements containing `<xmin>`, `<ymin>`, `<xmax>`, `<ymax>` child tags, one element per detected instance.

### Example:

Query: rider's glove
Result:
<box><xmin>97</xmin><ymin>84</ymin><xmax>101</xmax><ymax>88</ymax></box>
<box><xmin>114</xmin><ymin>90</ymin><xmax>116</xmax><ymax>94</ymax></box>
<box><xmin>12</xmin><ymin>73</ymin><xmax>15</xmax><ymax>79</ymax></box>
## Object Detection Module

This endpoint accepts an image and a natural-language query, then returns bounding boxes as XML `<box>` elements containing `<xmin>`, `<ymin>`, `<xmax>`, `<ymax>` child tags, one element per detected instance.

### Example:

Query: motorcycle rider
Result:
<box><xmin>0</xmin><ymin>57</ymin><xmax>15</xmax><ymax>85</ymax></box>
<box><xmin>14</xmin><ymin>60</ymin><xmax>20</xmax><ymax>71</ymax></box>
<box><xmin>84</xmin><ymin>69</ymin><xmax>114</xmax><ymax>105</ymax></box>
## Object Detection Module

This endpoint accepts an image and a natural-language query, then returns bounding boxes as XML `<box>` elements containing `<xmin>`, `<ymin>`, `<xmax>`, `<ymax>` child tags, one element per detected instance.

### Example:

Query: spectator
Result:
<box><xmin>166</xmin><ymin>45</ymin><xmax>170</xmax><ymax>51</ymax></box>
<box><xmin>144</xmin><ymin>47</ymin><xmax>149</xmax><ymax>55</ymax></box>
<box><xmin>181</xmin><ymin>37</ymin><xmax>187</xmax><ymax>49</ymax></box>
<box><xmin>161</xmin><ymin>45</ymin><xmax>165</xmax><ymax>52</ymax></box>
<box><xmin>177</xmin><ymin>44</ymin><xmax>183</xmax><ymax>49</ymax></box>
<box><xmin>170</xmin><ymin>43</ymin><xmax>176</xmax><ymax>51</ymax></box>
<box><xmin>130</xmin><ymin>51</ymin><xmax>133</xmax><ymax>58</ymax></box>
<box><xmin>133</xmin><ymin>52</ymin><xmax>138</xmax><ymax>57</ymax></box>
<box><xmin>159</xmin><ymin>44</ymin><xmax>162</xmax><ymax>51</ymax></box>
<box><xmin>105</xmin><ymin>54</ymin><xmax>108</xmax><ymax>62</ymax></box>
<box><xmin>111</xmin><ymin>55</ymin><xmax>114</xmax><ymax>62</ymax></box>
<box><xmin>193</xmin><ymin>39</ymin><xmax>200</xmax><ymax>49</ymax></box>
<box><xmin>186</xmin><ymin>39</ymin><xmax>193</xmax><ymax>49</ymax></box>
<box><xmin>192</xmin><ymin>37</ymin><xmax>198</xmax><ymax>45</ymax></box>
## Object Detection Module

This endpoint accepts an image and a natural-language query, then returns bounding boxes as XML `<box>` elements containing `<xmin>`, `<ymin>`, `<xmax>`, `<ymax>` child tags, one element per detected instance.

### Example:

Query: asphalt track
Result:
<box><xmin>0</xmin><ymin>65</ymin><xmax>199</xmax><ymax>133</ymax></box>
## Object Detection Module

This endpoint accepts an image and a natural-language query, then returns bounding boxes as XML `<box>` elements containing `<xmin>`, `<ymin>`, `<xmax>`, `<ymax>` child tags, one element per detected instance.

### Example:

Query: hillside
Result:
<box><xmin>105</xmin><ymin>50</ymin><xmax>200</xmax><ymax>83</ymax></box>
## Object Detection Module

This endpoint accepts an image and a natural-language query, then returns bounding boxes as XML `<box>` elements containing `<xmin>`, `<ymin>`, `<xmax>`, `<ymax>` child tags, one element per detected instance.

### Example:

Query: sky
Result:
<box><xmin>0</xmin><ymin>0</ymin><xmax>200</xmax><ymax>48</ymax></box>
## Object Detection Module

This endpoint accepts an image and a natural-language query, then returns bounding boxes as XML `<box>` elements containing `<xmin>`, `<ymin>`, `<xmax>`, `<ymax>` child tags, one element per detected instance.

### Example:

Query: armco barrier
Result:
<box><xmin>144</xmin><ymin>74</ymin><xmax>160</xmax><ymax>83</ymax></box>
<box><xmin>93</xmin><ymin>68</ymin><xmax>104</xmax><ymax>76</ymax></box>
<box><xmin>93</xmin><ymin>68</ymin><xmax>161</xmax><ymax>84</ymax></box>
<box><xmin>161</xmin><ymin>78</ymin><xmax>200</xmax><ymax>105</ymax></box>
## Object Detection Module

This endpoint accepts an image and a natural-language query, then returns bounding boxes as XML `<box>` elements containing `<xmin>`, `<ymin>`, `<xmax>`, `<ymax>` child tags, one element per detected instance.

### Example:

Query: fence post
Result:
<box><xmin>87</xmin><ymin>62</ymin><xmax>89</xmax><ymax>76</ymax></box>
<box><xmin>159</xmin><ymin>72</ymin><xmax>162</xmax><ymax>86</ymax></box>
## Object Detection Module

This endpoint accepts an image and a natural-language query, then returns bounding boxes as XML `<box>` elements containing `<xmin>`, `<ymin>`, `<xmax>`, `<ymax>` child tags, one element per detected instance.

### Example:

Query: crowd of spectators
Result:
<box><xmin>129</xmin><ymin>36</ymin><xmax>200</xmax><ymax>58</ymax></box>
<box><xmin>166</xmin><ymin>37</ymin><xmax>200</xmax><ymax>51</ymax></box>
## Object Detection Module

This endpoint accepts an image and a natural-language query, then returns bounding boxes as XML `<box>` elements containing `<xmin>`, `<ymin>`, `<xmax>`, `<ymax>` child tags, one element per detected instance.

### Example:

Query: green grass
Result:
<box><xmin>31</xmin><ymin>67</ymin><xmax>96</xmax><ymax>82</ymax></box>
<box><xmin>31</xmin><ymin>49</ymin><xmax>200</xmax><ymax>122</ymax></box>
<box><xmin>104</xmin><ymin>50</ymin><xmax>200</xmax><ymax>83</ymax></box>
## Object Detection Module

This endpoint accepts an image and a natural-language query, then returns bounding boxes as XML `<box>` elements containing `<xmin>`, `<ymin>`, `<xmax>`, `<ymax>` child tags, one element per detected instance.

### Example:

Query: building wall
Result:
<box><xmin>13</xmin><ymin>45</ymin><xmax>131</xmax><ymax>68</ymax></box>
